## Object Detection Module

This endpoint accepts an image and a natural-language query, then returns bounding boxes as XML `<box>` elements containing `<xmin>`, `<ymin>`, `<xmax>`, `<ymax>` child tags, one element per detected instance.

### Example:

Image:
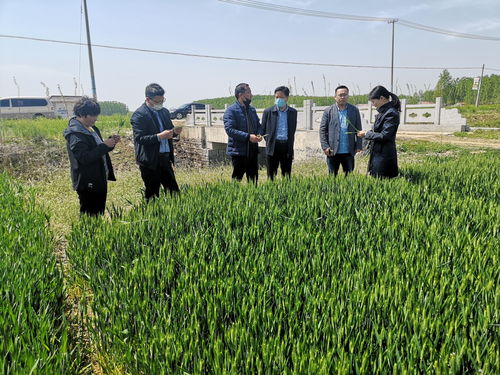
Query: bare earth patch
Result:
<box><xmin>397</xmin><ymin>131</ymin><xmax>500</xmax><ymax>149</ymax></box>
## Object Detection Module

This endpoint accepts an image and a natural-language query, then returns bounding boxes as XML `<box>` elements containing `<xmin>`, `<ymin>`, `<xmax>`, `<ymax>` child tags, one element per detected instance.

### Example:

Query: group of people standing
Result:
<box><xmin>224</xmin><ymin>82</ymin><xmax>401</xmax><ymax>181</ymax></box>
<box><xmin>64</xmin><ymin>82</ymin><xmax>401</xmax><ymax>216</ymax></box>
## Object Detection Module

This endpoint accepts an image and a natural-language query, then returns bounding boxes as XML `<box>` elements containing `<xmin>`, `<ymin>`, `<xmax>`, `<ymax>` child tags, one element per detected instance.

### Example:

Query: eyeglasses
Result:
<box><xmin>148</xmin><ymin>97</ymin><xmax>166</xmax><ymax>104</ymax></box>
<box><xmin>337</xmin><ymin>93</ymin><xmax>349</xmax><ymax>98</ymax></box>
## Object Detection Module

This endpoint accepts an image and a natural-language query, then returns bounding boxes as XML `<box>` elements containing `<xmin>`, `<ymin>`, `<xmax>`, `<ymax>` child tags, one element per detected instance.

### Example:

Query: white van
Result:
<box><xmin>0</xmin><ymin>97</ymin><xmax>56</xmax><ymax>119</ymax></box>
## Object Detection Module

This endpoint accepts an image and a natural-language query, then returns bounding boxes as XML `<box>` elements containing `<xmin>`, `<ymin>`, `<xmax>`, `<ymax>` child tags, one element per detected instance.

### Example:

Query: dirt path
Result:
<box><xmin>397</xmin><ymin>131</ymin><xmax>500</xmax><ymax>149</ymax></box>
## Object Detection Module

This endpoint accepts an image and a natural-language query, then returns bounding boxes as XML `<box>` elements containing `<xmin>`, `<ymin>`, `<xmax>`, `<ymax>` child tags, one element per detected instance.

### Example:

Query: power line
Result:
<box><xmin>397</xmin><ymin>19</ymin><xmax>500</xmax><ymax>41</ymax></box>
<box><xmin>221</xmin><ymin>0</ymin><xmax>391</xmax><ymax>22</ymax></box>
<box><xmin>219</xmin><ymin>0</ymin><xmax>500</xmax><ymax>41</ymax></box>
<box><xmin>2</xmin><ymin>34</ymin><xmax>499</xmax><ymax>72</ymax></box>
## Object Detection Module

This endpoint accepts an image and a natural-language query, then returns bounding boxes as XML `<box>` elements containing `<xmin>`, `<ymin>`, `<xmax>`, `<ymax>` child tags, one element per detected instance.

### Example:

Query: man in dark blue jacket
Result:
<box><xmin>224</xmin><ymin>83</ymin><xmax>263</xmax><ymax>183</ymax></box>
<box><xmin>131</xmin><ymin>83</ymin><xmax>181</xmax><ymax>200</ymax></box>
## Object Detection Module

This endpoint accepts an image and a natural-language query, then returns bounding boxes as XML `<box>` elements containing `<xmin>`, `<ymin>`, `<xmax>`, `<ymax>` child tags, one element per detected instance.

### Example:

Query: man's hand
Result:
<box><xmin>356</xmin><ymin>149</ymin><xmax>363</xmax><ymax>153</ymax></box>
<box><xmin>357</xmin><ymin>130</ymin><xmax>366</xmax><ymax>137</ymax></box>
<box><xmin>249</xmin><ymin>134</ymin><xmax>261</xmax><ymax>143</ymax></box>
<box><xmin>323</xmin><ymin>148</ymin><xmax>332</xmax><ymax>156</ymax></box>
<box><xmin>158</xmin><ymin>129</ymin><xmax>174</xmax><ymax>139</ymax></box>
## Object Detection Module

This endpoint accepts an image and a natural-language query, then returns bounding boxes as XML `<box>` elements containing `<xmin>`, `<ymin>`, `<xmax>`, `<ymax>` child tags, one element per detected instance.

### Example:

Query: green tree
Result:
<box><xmin>435</xmin><ymin>69</ymin><xmax>456</xmax><ymax>104</ymax></box>
<box><xmin>99</xmin><ymin>101</ymin><xmax>129</xmax><ymax>115</ymax></box>
<box><xmin>478</xmin><ymin>74</ymin><xmax>500</xmax><ymax>104</ymax></box>
<box><xmin>433</xmin><ymin>71</ymin><xmax>500</xmax><ymax>105</ymax></box>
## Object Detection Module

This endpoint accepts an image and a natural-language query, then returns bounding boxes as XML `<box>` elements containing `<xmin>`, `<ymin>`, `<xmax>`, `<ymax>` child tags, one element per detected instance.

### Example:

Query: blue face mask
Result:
<box><xmin>275</xmin><ymin>98</ymin><xmax>286</xmax><ymax>108</ymax></box>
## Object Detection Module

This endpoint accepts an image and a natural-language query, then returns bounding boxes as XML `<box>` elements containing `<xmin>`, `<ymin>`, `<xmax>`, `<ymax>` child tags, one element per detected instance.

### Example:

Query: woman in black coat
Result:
<box><xmin>358</xmin><ymin>86</ymin><xmax>400</xmax><ymax>178</ymax></box>
<box><xmin>63</xmin><ymin>97</ymin><xmax>120</xmax><ymax>215</ymax></box>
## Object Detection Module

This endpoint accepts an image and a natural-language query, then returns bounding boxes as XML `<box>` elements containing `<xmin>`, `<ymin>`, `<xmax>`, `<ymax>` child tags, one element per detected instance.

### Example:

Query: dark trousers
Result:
<box><xmin>267</xmin><ymin>141</ymin><xmax>292</xmax><ymax>180</ymax></box>
<box><xmin>140</xmin><ymin>153</ymin><xmax>179</xmax><ymax>200</ymax></box>
<box><xmin>77</xmin><ymin>190</ymin><xmax>107</xmax><ymax>216</ymax></box>
<box><xmin>327</xmin><ymin>153</ymin><xmax>354</xmax><ymax>176</ymax></box>
<box><xmin>231</xmin><ymin>146</ymin><xmax>259</xmax><ymax>183</ymax></box>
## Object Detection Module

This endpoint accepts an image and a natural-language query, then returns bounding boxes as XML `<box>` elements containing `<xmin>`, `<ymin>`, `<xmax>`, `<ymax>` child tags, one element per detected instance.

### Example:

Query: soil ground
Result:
<box><xmin>397</xmin><ymin>131</ymin><xmax>500</xmax><ymax>149</ymax></box>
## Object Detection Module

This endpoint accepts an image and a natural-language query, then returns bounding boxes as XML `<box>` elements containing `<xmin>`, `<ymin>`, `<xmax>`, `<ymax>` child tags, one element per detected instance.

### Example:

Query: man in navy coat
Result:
<box><xmin>319</xmin><ymin>85</ymin><xmax>363</xmax><ymax>176</ymax></box>
<box><xmin>131</xmin><ymin>83</ymin><xmax>181</xmax><ymax>200</ymax></box>
<box><xmin>224</xmin><ymin>83</ymin><xmax>264</xmax><ymax>183</ymax></box>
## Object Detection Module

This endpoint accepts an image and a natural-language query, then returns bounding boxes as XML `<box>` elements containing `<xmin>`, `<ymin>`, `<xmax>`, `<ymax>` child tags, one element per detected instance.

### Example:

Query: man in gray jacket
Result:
<box><xmin>319</xmin><ymin>85</ymin><xmax>363</xmax><ymax>176</ymax></box>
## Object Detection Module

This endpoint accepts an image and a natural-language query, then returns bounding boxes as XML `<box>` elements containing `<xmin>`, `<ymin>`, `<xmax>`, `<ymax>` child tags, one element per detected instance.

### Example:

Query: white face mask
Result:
<box><xmin>152</xmin><ymin>103</ymin><xmax>163</xmax><ymax>111</ymax></box>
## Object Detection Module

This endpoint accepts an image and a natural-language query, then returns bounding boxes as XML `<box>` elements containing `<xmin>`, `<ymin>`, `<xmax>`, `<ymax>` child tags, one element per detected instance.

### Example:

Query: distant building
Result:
<box><xmin>49</xmin><ymin>95</ymin><xmax>82</xmax><ymax>118</ymax></box>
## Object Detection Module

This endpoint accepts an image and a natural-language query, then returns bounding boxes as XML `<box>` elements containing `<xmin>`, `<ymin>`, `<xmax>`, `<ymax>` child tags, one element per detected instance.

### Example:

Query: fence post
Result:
<box><xmin>400</xmin><ymin>98</ymin><xmax>407</xmax><ymax>125</ymax></box>
<box><xmin>434</xmin><ymin>97</ymin><xmax>442</xmax><ymax>125</ymax></box>
<box><xmin>304</xmin><ymin>99</ymin><xmax>313</xmax><ymax>130</ymax></box>
<box><xmin>206</xmin><ymin>104</ymin><xmax>212</xmax><ymax>127</ymax></box>
<box><xmin>190</xmin><ymin>105</ymin><xmax>196</xmax><ymax>125</ymax></box>
<box><xmin>367</xmin><ymin>101</ymin><xmax>372</xmax><ymax>125</ymax></box>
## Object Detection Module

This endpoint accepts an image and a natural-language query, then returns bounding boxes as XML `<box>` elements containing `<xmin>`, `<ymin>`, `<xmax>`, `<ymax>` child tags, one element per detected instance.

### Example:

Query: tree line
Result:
<box><xmin>97</xmin><ymin>71</ymin><xmax>499</xmax><ymax>114</ymax></box>
<box><xmin>99</xmin><ymin>101</ymin><xmax>129</xmax><ymax>116</ymax></box>
<box><xmin>432</xmin><ymin>71</ymin><xmax>499</xmax><ymax>106</ymax></box>
<box><xmin>197</xmin><ymin>71</ymin><xmax>499</xmax><ymax>109</ymax></box>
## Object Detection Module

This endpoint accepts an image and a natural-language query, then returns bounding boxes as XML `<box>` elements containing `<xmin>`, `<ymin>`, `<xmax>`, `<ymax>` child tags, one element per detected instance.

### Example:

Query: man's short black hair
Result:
<box><xmin>234</xmin><ymin>83</ymin><xmax>249</xmax><ymax>100</ymax></box>
<box><xmin>73</xmin><ymin>96</ymin><xmax>100</xmax><ymax>117</ymax></box>
<box><xmin>274</xmin><ymin>86</ymin><xmax>290</xmax><ymax>97</ymax></box>
<box><xmin>145</xmin><ymin>83</ymin><xmax>165</xmax><ymax>98</ymax></box>
<box><xmin>335</xmin><ymin>85</ymin><xmax>349</xmax><ymax>94</ymax></box>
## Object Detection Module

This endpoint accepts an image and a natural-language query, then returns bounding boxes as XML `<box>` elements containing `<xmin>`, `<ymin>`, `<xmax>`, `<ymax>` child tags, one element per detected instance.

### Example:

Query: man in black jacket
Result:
<box><xmin>131</xmin><ymin>83</ymin><xmax>182</xmax><ymax>200</ymax></box>
<box><xmin>63</xmin><ymin>97</ymin><xmax>119</xmax><ymax>215</ymax></box>
<box><xmin>261</xmin><ymin>86</ymin><xmax>297</xmax><ymax>180</ymax></box>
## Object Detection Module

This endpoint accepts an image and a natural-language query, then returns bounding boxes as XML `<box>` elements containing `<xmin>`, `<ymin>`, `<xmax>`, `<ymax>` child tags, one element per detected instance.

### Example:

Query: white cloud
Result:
<box><xmin>433</xmin><ymin>0</ymin><xmax>500</xmax><ymax>10</ymax></box>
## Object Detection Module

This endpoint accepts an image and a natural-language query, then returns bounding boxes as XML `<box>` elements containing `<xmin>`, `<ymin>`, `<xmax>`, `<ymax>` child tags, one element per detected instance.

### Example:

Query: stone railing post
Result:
<box><xmin>434</xmin><ymin>97</ymin><xmax>442</xmax><ymax>125</ymax></box>
<box><xmin>190</xmin><ymin>105</ymin><xmax>196</xmax><ymax>125</ymax></box>
<box><xmin>400</xmin><ymin>98</ymin><xmax>407</xmax><ymax>125</ymax></box>
<box><xmin>206</xmin><ymin>105</ymin><xmax>212</xmax><ymax>127</ymax></box>
<box><xmin>224</xmin><ymin>103</ymin><xmax>229</xmax><ymax>110</ymax></box>
<box><xmin>200</xmin><ymin>126</ymin><xmax>206</xmax><ymax>148</ymax></box>
<box><xmin>303</xmin><ymin>99</ymin><xmax>313</xmax><ymax>130</ymax></box>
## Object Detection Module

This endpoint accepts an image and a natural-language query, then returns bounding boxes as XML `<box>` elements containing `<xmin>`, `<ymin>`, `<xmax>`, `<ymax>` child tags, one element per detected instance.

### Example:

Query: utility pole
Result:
<box><xmin>388</xmin><ymin>19</ymin><xmax>398</xmax><ymax>93</ymax></box>
<box><xmin>73</xmin><ymin>77</ymin><xmax>78</xmax><ymax>96</ymax></box>
<box><xmin>13</xmin><ymin>76</ymin><xmax>20</xmax><ymax>97</ymax></box>
<box><xmin>475</xmin><ymin>64</ymin><xmax>485</xmax><ymax>107</ymax></box>
<box><xmin>83</xmin><ymin>0</ymin><xmax>97</xmax><ymax>100</ymax></box>
<box><xmin>57</xmin><ymin>84</ymin><xmax>69</xmax><ymax>117</ymax></box>
<box><xmin>40</xmin><ymin>82</ymin><xmax>50</xmax><ymax>98</ymax></box>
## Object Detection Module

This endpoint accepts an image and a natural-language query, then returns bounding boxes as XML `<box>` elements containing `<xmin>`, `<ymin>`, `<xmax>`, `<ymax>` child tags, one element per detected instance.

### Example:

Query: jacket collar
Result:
<box><xmin>63</xmin><ymin>117</ymin><xmax>96</xmax><ymax>138</ymax></box>
<box><xmin>336</xmin><ymin>103</ymin><xmax>348</xmax><ymax>112</ymax></box>
<box><xmin>235</xmin><ymin>100</ymin><xmax>253</xmax><ymax>111</ymax></box>
<box><xmin>144</xmin><ymin>103</ymin><xmax>163</xmax><ymax>130</ymax></box>
<box><xmin>376</xmin><ymin>102</ymin><xmax>392</xmax><ymax>114</ymax></box>
<box><xmin>272</xmin><ymin>105</ymin><xmax>288</xmax><ymax>113</ymax></box>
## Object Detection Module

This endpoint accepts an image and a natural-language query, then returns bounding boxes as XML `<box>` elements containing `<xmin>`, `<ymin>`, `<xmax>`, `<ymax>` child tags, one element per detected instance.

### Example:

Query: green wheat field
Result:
<box><xmin>0</xmin><ymin>116</ymin><xmax>498</xmax><ymax>374</ymax></box>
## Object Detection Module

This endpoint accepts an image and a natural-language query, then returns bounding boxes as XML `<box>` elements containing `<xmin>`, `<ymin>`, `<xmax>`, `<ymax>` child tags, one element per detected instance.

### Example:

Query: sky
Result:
<box><xmin>1</xmin><ymin>0</ymin><xmax>499</xmax><ymax>110</ymax></box>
